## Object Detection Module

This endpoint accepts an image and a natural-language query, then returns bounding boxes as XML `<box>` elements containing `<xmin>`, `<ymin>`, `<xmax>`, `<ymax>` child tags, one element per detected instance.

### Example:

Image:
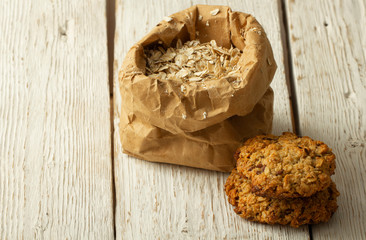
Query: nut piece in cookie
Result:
<box><xmin>236</xmin><ymin>132</ymin><xmax>336</xmax><ymax>198</ymax></box>
<box><xmin>225</xmin><ymin>169</ymin><xmax>339</xmax><ymax>227</ymax></box>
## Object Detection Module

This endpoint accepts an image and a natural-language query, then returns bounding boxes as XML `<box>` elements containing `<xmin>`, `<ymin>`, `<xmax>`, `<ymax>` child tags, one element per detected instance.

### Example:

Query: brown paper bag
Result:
<box><xmin>119</xmin><ymin>5</ymin><xmax>277</xmax><ymax>172</ymax></box>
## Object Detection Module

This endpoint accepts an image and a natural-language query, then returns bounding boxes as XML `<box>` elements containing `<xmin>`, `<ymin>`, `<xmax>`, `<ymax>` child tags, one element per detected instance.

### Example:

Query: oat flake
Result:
<box><xmin>267</xmin><ymin>58</ymin><xmax>272</xmax><ymax>66</ymax></box>
<box><xmin>180</xmin><ymin>85</ymin><xmax>186</xmax><ymax>93</ymax></box>
<box><xmin>210</xmin><ymin>9</ymin><xmax>220</xmax><ymax>16</ymax></box>
<box><xmin>163</xmin><ymin>16</ymin><xmax>172</xmax><ymax>22</ymax></box>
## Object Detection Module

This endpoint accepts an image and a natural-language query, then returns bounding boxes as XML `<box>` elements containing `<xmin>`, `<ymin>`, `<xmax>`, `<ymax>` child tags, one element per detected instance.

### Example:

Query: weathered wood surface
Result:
<box><xmin>113</xmin><ymin>0</ymin><xmax>303</xmax><ymax>239</ymax></box>
<box><xmin>3</xmin><ymin>0</ymin><xmax>363</xmax><ymax>238</ymax></box>
<box><xmin>285</xmin><ymin>0</ymin><xmax>366</xmax><ymax>239</ymax></box>
<box><xmin>0</xmin><ymin>0</ymin><xmax>114</xmax><ymax>239</ymax></box>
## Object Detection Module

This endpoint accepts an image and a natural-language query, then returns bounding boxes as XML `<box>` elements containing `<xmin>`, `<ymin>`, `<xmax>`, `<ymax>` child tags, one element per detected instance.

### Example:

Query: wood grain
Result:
<box><xmin>285</xmin><ymin>0</ymin><xmax>366</xmax><ymax>239</ymax></box>
<box><xmin>0</xmin><ymin>0</ymin><xmax>114</xmax><ymax>239</ymax></box>
<box><xmin>113</xmin><ymin>0</ymin><xmax>305</xmax><ymax>238</ymax></box>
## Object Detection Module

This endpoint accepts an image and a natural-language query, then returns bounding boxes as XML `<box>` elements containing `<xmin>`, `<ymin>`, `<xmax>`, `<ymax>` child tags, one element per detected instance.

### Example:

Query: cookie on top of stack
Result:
<box><xmin>225</xmin><ymin>132</ymin><xmax>339</xmax><ymax>227</ymax></box>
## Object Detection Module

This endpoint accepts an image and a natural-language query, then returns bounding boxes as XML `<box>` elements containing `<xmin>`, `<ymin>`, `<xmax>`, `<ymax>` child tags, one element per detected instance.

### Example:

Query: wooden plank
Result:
<box><xmin>0</xmin><ymin>0</ymin><xmax>114</xmax><ymax>239</ymax></box>
<box><xmin>285</xmin><ymin>0</ymin><xmax>366</xmax><ymax>239</ymax></box>
<box><xmin>113</xmin><ymin>0</ymin><xmax>304</xmax><ymax>238</ymax></box>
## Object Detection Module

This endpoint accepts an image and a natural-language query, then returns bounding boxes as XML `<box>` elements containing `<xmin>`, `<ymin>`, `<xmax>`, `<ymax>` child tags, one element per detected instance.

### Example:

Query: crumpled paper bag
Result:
<box><xmin>119</xmin><ymin>5</ymin><xmax>277</xmax><ymax>172</ymax></box>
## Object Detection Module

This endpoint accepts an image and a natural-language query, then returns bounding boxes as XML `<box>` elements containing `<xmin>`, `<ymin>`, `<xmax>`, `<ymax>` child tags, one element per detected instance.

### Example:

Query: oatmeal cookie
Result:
<box><xmin>236</xmin><ymin>132</ymin><xmax>336</xmax><ymax>198</ymax></box>
<box><xmin>225</xmin><ymin>169</ymin><xmax>339</xmax><ymax>227</ymax></box>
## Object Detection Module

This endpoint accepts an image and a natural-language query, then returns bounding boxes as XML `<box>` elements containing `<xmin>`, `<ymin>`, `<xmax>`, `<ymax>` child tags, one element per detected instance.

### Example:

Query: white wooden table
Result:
<box><xmin>1</xmin><ymin>0</ymin><xmax>365</xmax><ymax>239</ymax></box>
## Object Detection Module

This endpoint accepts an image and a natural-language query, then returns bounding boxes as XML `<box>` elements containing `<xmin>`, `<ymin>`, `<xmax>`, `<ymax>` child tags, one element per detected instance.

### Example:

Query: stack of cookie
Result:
<box><xmin>225</xmin><ymin>132</ymin><xmax>339</xmax><ymax>227</ymax></box>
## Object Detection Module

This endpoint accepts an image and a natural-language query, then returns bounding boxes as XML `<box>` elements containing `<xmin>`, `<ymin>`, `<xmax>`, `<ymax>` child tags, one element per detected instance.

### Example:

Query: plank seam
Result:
<box><xmin>280</xmin><ymin>0</ymin><xmax>311</xmax><ymax>238</ymax></box>
<box><xmin>280</xmin><ymin>0</ymin><xmax>301</xmax><ymax>136</ymax></box>
<box><xmin>106</xmin><ymin>0</ymin><xmax>117</xmax><ymax>238</ymax></box>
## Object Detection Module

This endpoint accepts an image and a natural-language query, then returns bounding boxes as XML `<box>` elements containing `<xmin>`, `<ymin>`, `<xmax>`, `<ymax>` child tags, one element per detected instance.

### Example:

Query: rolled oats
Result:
<box><xmin>145</xmin><ymin>40</ymin><xmax>243</xmax><ymax>83</ymax></box>
<box><xmin>210</xmin><ymin>9</ymin><xmax>220</xmax><ymax>16</ymax></box>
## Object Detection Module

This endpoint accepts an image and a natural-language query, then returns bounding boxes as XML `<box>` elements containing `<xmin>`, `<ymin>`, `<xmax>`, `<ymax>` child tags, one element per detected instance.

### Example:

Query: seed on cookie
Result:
<box><xmin>225</xmin><ymin>168</ymin><xmax>339</xmax><ymax>227</ymax></box>
<box><xmin>236</xmin><ymin>132</ymin><xmax>336</xmax><ymax>198</ymax></box>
